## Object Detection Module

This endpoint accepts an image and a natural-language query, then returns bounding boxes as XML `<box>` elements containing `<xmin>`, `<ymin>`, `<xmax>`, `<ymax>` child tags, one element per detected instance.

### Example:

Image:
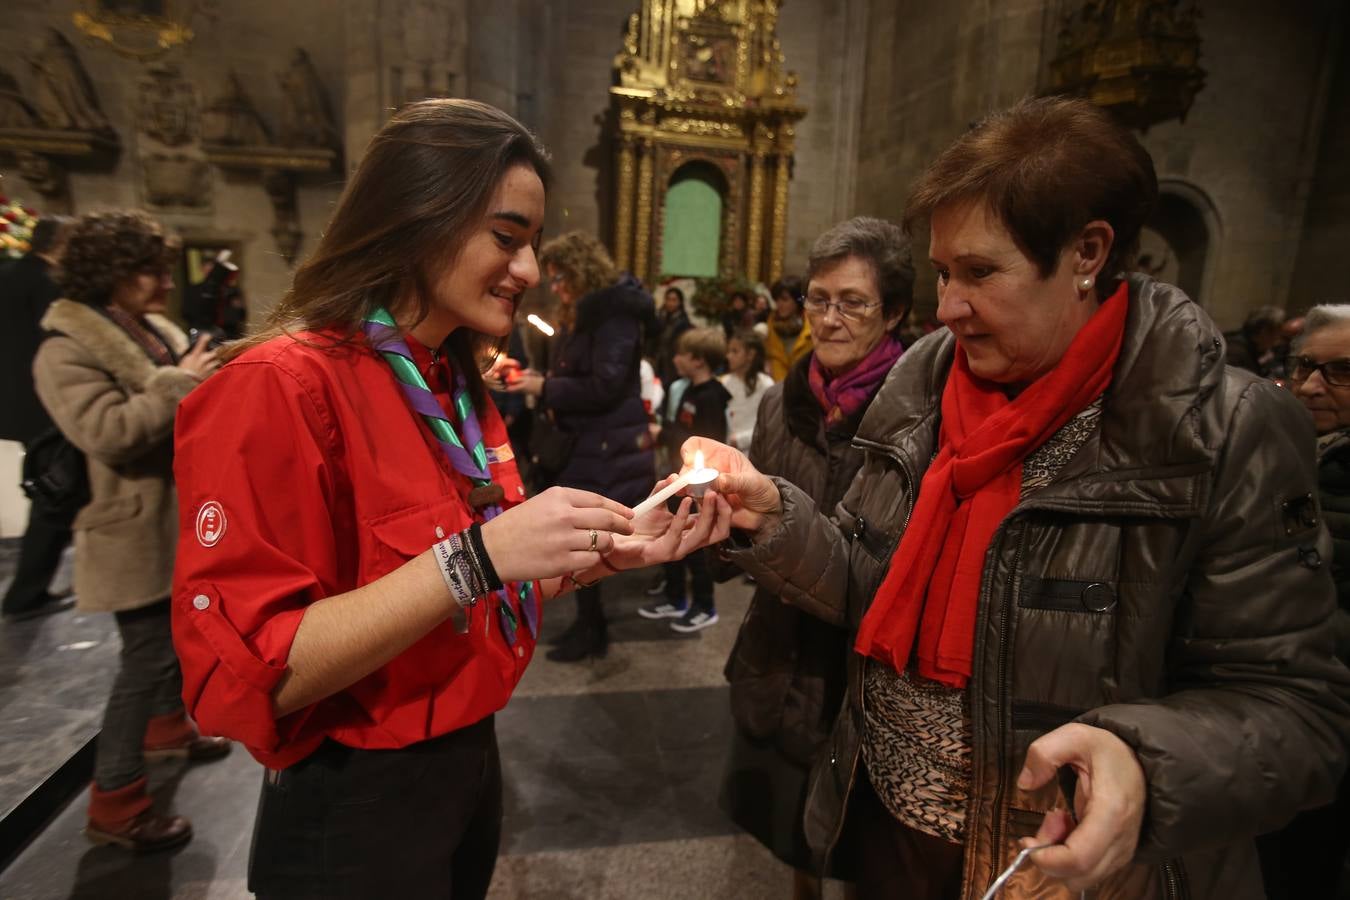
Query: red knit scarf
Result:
<box><xmin>853</xmin><ymin>283</ymin><xmax>1129</xmax><ymax>687</ymax></box>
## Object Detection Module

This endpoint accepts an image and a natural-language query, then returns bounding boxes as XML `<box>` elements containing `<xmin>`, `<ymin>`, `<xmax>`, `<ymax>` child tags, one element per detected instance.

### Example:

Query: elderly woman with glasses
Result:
<box><xmin>675</xmin><ymin>97</ymin><xmax>1350</xmax><ymax>899</ymax></box>
<box><xmin>721</xmin><ymin>217</ymin><xmax>914</xmax><ymax>900</ymax></box>
<box><xmin>1260</xmin><ymin>303</ymin><xmax>1350</xmax><ymax>899</ymax></box>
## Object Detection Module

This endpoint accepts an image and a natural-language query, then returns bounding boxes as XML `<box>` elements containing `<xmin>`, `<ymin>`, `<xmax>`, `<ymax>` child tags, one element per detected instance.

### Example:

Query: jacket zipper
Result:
<box><xmin>985</xmin><ymin>521</ymin><xmax>1028</xmax><ymax>893</ymax></box>
<box><xmin>1161</xmin><ymin>858</ymin><xmax>1188</xmax><ymax>899</ymax></box>
<box><xmin>821</xmin><ymin>457</ymin><xmax>914</xmax><ymax>869</ymax></box>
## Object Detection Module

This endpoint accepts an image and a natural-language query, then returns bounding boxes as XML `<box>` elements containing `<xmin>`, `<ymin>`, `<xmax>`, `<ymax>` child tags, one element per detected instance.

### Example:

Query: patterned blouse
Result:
<box><xmin>861</xmin><ymin>398</ymin><xmax>1103</xmax><ymax>845</ymax></box>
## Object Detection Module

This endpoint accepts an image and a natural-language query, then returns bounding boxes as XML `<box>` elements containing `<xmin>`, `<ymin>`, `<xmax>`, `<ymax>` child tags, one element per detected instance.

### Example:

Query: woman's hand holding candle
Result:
<box><xmin>600</xmin><ymin>478</ymin><xmax>733</xmax><ymax>572</ymax></box>
<box><xmin>679</xmin><ymin>438</ymin><xmax>782</xmax><ymax>534</ymax></box>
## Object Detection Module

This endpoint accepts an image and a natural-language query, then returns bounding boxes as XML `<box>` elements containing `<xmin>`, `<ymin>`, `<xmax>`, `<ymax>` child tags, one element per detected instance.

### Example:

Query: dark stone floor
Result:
<box><xmin>0</xmin><ymin>558</ymin><xmax>847</xmax><ymax>898</ymax></box>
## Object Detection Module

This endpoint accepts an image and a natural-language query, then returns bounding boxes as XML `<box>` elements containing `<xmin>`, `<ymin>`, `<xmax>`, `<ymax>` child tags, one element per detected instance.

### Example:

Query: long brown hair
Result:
<box><xmin>538</xmin><ymin>231</ymin><xmax>617</xmax><ymax>330</ymax></box>
<box><xmin>227</xmin><ymin>99</ymin><xmax>551</xmax><ymax>400</ymax></box>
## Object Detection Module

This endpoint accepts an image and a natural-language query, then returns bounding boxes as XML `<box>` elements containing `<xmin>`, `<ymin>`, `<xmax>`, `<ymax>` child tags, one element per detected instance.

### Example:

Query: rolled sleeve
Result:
<box><xmin>171</xmin><ymin>358</ymin><xmax>339</xmax><ymax>760</ymax></box>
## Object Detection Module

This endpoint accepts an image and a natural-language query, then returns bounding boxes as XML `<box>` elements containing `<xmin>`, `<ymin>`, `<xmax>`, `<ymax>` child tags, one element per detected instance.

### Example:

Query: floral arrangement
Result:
<box><xmin>0</xmin><ymin>195</ymin><xmax>39</xmax><ymax>259</ymax></box>
<box><xmin>684</xmin><ymin>273</ymin><xmax>757</xmax><ymax>322</ymax></box>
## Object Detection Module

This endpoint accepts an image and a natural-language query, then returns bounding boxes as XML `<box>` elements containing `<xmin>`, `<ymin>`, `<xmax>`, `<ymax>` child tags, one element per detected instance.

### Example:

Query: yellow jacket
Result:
<box><xmin>764</xmin><ymin>316</ymin><xmax>813</xmax><ymax>382</ymax></box>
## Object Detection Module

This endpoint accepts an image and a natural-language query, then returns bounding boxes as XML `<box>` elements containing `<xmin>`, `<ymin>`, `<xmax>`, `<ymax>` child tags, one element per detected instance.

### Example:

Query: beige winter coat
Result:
<box><xmin>33</xmin><ymin>299</ymin><xmax>199</xmax><ymax>613</ymax></box>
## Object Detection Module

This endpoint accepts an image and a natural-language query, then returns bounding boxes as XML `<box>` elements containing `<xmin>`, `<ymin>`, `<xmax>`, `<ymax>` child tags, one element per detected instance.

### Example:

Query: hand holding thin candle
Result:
<box><xmin>631</xmin><ymin>450</ymin><xmax>720</xmax><ymax>517</ymax></box>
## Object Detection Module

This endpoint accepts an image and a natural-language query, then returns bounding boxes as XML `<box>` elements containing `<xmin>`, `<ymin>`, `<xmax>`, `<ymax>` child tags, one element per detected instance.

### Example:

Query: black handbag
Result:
<box><xmin>20</xmin><ymin>426</ymin><xmax>90</xmax><ymax>512</ymax></box>
<box><xmin>529</xmin><ymin>411</ymin><xmax>578</xmax><ymax>476</ymax></box>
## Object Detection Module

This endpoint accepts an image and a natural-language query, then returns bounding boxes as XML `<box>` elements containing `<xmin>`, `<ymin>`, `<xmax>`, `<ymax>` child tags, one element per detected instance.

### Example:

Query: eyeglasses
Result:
<box><xmin>548</xmin><ymin>273</ymin><xmax>565</xmax><ymax>286</ymax></box>
<box><xmin>1286</xmin><ymin>355</ymin><xmax>1350</xmax><ymax>387</ymax></box>
<box><xmin>799</xmin><ymin>294</ymin><xmax>881</xmax><ymax>322</ymax></box>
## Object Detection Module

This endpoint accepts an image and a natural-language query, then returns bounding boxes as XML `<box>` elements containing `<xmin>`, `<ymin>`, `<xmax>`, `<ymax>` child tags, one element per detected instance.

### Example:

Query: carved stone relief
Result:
<box><xmin>30</xmin><ymin>29</ymin><xmax>113</xmax><ymax>133</ymax></box>
<box><xmin>135</xmin><ymin>63</ymin><xmax>210</xmax><ymax>212</ymax></box>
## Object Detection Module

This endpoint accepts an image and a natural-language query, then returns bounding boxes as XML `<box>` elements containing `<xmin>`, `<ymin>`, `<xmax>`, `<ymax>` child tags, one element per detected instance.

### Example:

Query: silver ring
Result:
<box><xmin>588</xmin><ymin>529</ymin><xmax>598</xmax><ymax>552</ymax></box>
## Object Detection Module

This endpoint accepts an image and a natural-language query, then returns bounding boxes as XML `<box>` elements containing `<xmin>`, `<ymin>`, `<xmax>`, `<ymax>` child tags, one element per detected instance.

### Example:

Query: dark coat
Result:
<box><xmin>653</xmin><ymin>307</ymin><xmax>691</xmax><ymax>392</ymax></box>
<box><xmin>542</xmin><ymin>278</ymin><xmax>656</xmax><ymax>507</ymax></box>
<box><xmin>720</xmin><ymin>355</ymin><xmax>871</xmax><ymax>874</ymax></box>
<box><xmin>1</xmin><ymin>254</ymin><xmax>63</xmax><ymax>442</ymax></box>
<box><xmin>727</xmin><ymin>275</ymin><xmax>1350</xmax><ymax>899</ymax></box>
<box><xmin>1319</xmin><ymin>431</ymin><xmax>1350</xmax><ymax>664</ymax></box>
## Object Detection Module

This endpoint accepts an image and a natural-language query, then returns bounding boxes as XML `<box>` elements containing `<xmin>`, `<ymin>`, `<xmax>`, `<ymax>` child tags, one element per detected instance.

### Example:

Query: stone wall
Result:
<box><xmin>0</xmin><ymin>0</ymin><xmax>349</xmax><ymax>319</ymax></box>
<box><xmin>852</xmin><ymin>0</ymin><xmax>1345</xmax><ymax>328</ymax></box>
<box><xmin>1290</xmin><ymin>7</ymin><xmax>1350</xmax><ymax>310</ymax></box>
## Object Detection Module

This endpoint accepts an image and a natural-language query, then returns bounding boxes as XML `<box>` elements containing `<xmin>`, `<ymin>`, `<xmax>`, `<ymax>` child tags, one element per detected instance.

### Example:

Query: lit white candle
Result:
<box><xmin>526</xmin><ymin>313</ymin><xmax>555</xmax><ymax>337</ymax></box>
<box><xmin>632</xmin><ymin>450</ymin><xmax>719</xmax><ymax>517</ymax></box>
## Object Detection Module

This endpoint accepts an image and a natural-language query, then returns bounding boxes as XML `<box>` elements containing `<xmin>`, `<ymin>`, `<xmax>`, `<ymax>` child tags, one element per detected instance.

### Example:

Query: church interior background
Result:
<box><xmin>0</xmin><ymin>1</ymin><xmax>1347</xmax><ymax>897</ymax></box>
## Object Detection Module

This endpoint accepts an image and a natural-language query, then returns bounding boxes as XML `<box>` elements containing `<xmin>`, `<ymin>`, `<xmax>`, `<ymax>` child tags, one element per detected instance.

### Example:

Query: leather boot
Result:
<box><xmin>546</xmin><ymin>596</ymin><xmax>586</xmax><ymax>647</ymax></box>
<box><xmin>143</xmin><ymin>710</ymin><xmax>232</xmax><ymax>763</ymax></box>
<box><xmin>546</xmin><ymin>589</ymin><xmax>608</xmax><ymax>662</ymax></box>
<box><xmin>86</xmin><ymin>776</ymin><xmax>192</xmax><ymax>852</ymax></box>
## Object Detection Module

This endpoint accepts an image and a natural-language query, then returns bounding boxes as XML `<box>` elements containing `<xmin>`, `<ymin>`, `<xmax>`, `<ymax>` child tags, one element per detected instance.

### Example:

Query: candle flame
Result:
<box><xmin>526</xmin><ymin>314</ymin><xmax>555</xmax><ymax>337</ymax></box>
<box><xmin>693</xmin><ymin>450</ymin><xmax>705</xmax><ymax>470</ymax></box>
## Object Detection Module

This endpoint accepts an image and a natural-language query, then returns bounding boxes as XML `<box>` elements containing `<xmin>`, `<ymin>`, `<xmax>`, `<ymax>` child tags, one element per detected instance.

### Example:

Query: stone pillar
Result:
<box><xmin>634</xmin><ymin>139</ymin><xmax>654</xmax><ymax>284</ymax></box>
<box><xmin>614</xmin><ymin>136</ymin><xmax>637</xmax><ymax>270</ymax></box>
<box><xmin>769</xmin><ymin>152</ymin><xmax>791</xmax><ymax>283</ymax></box>
<box><xmin>746</xmin><ymin>150</ymin><xmax>767</xmax><ymax>283</ymax></box>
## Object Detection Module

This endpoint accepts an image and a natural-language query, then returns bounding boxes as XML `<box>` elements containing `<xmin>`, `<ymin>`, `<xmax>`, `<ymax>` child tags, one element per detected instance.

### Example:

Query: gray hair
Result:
<box><xmin>1294</xmin><ymin>304</ymin><xmax>1350</xmax><ymax>352</ymax></box>
<box><xmin>807</xmin><ymin>216</ymin><xmax>916</xmax><ymax>321</ymax></box>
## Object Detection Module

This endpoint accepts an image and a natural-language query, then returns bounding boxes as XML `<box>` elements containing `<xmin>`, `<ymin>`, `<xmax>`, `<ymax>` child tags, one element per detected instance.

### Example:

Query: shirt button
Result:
<box><xmin>516</xmin><ymin>646</ymin><xmax>524</xmax><ymax>658</ymax></box>
<box><xmin>192</xmin><ymin>594</ymin><xmax>210</xmax><ymax>611</ymax></box>
<box><xmin>517</xmin><ymin>486</ymin><xmax>525</xmax><ymax>496</ymax></box>
<box><xmin>435</xmin><ymin>526</ymin><xmax>446</xmax><ymax>539</ymax></box>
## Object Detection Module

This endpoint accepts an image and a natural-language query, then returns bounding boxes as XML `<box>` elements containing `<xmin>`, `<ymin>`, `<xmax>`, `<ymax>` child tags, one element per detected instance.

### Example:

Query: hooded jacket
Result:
<box><xmin>542</xmin><ymin>276</ymin><xmax>657</xmax><ymax>507</ymax></box>
<box><xmin>725</xmin><ymin>275</ymin><xmax>1350</xmax><ymax>899</ymax></box>
<box><xmin>32</xmin><ymin>299</ymin><xmax>197</xmax><ymax>612</ymax></box>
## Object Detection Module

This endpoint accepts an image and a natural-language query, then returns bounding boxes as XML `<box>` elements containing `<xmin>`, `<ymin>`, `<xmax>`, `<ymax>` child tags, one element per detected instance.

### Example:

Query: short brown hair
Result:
<box><xmin>676</xmin><ymin>326</ymin><xmax>726</xmax><ymax>371</ymax></box>
<box><xmin>539</xmin><ymin>231</ymin><xmax>618</xmax><ymax>298</ymax></box>
<box><xmin>61</xmin><ymin>210</ymin><xmax>175</xmax><ymax>306</ymax></box>
<box><xmin>807</xmin><ymin>216</ymin><xmax>915</xmax><ymax>322</ymax></box>
<box><xmin>903</xmin><ymin>96</ymin><xmax>1158</xmax><ymax>291</ymax></box>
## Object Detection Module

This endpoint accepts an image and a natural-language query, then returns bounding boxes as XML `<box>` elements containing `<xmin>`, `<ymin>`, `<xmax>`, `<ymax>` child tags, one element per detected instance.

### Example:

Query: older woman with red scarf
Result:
<box><xmin>679</xmin><ymin>97</ymin><xmax>1350</xmax><ymax>899</ymax></box>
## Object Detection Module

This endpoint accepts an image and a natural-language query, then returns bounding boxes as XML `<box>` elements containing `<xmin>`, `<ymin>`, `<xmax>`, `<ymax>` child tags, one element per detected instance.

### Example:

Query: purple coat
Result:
<box><xmin>541</xmin><ymin>278</ymin><xmax>656</xmax><ymax>507</ymax></box>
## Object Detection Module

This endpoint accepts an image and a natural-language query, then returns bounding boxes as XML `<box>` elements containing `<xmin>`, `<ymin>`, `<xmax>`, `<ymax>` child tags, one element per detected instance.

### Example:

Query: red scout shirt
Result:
<box><xmin>171</xmin><ymin>330</ymin><xmax>535</xmax><ymax>770</ymax></box>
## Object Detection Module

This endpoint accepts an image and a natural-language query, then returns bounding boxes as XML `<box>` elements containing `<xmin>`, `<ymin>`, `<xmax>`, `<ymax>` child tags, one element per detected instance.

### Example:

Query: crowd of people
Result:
<box><xmin>0</xmin><ymin>94</ymin><xmax>1347</xmax><ymax>900</ymax></box>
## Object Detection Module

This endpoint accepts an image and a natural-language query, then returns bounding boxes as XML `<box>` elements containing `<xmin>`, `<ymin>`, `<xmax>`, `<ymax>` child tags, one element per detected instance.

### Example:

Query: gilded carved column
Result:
<box><xmin>614</xmin><ymin>136</ymin><xmax>637</xmax><ymax>271</ymax></box>
<box><xmin>746</xmin><ymin>150</ymin><xmax>767</xmax><ymax>282</ymax></box>
<box><xmin>769</xmin><ymin>152</ymin><xmax>790</xmax><ymax>283</ymax></box>
<box><xmin>634</xmin><ymin>139</ymin><xmax>655</xmax><ymax>284</ymax></box>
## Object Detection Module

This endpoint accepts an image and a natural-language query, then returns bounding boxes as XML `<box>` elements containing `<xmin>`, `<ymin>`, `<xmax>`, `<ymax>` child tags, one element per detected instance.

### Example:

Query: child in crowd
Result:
<box><xmin>721</xmin><ymin>328</ymin><xmax>774</xmax><ymax>452</ymax></box>
<box><xmin>641</xmin><ymin>327</ymin><xmax>731</xmax><ymax>632</ymax></box>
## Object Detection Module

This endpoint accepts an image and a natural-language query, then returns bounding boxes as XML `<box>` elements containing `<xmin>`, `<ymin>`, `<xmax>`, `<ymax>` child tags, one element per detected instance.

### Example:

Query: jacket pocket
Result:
<box><xmin>365</xmin><ymin>497</ymin><xmax>473</xmax><ymax>571</ymax></box>
<box><xmin>73</xmin><ymin>493</ymin><xmax>141</xmax><ymax>530</ymax></box>
<box><xmin>1019</xmin><ymin>576</ymin><xmax>1118</xmax><ymax>613</ymax></box>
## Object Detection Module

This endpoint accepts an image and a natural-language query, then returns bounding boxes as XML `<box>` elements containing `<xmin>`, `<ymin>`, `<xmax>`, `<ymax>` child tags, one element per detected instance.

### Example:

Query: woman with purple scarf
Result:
<box><xmin>720</xmin><ymin>216</ymin><xmax>914</xmax><ymax>900</ymax></box>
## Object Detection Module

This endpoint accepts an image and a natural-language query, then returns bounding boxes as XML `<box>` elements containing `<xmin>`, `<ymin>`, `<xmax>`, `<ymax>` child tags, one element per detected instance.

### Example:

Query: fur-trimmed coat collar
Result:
<box><xmin>41</xmin><ymin>299</ymin><xmax>188</xmax><ymax>392</ymax></box>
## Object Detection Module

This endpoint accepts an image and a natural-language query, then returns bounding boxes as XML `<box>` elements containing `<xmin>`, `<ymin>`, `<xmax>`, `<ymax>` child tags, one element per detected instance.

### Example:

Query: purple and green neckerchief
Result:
<box><xmin>362</xmin><ymin>307</ymin><xmax>539</xmax><ymax>645</ymax></box>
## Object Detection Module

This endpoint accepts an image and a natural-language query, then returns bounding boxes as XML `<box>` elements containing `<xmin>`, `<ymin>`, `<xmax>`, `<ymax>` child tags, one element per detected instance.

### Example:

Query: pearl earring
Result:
<box><xmin>1078</xmin><ymin>275</ymin><xmax>1094</xmax><ymax>293</ymax></box>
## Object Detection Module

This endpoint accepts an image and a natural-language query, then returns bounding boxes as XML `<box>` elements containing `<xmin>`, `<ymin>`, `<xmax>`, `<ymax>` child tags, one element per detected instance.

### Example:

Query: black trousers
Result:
<box><xmin>249</xmin><ymin>715</ymin><xmax>502</xmax><ymax>900</ymax></box>
<box><xmin>852</xmin><ymin>767</ymin><xmax>963</xmax><ymax>900</ymax></box>
<box><xmin>1</xmin><ymin>490</ymin><xmax>73</xmax><ymax>615</ymax></box>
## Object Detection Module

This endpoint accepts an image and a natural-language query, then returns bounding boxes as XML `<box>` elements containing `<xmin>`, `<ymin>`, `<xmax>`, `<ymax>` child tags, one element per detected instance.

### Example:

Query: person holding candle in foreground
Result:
<box><xmin>170</xmin><ymin>100</ymin><xmax>726</xmax><ymax>900</ymax></box>
<box><xmin>674</xmin><ymin>97</ymin><xmax>1350</xmax><ymax>898</ymax></box>
<box><xmin>507</xmin><ymin>230</ymin><xmax>658</xmax><ymax>662</ymax></box>
<box><xmin>720</xmin><ymin>216</ymin><xmax>914</xmax><ymax>900</ymax></box>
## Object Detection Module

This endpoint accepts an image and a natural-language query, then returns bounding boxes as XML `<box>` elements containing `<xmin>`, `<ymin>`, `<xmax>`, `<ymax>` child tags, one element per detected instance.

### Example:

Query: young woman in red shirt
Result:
<box><xmin>171</xmin><ymin>99</ymin><xmax>730</xmax><ymax>899</ymax></box>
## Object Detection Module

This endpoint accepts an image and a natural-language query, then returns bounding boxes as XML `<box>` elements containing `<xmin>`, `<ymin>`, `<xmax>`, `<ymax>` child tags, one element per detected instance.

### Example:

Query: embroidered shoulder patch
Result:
<box><xmin>485</xmin><ymin>443</ymin><xmax>515</xmax><ymax>464</ymax></box>
<box><xmin>196</xmin><ymin>501</ymin><xmax>227</xmax><ymax>548</ymax></box>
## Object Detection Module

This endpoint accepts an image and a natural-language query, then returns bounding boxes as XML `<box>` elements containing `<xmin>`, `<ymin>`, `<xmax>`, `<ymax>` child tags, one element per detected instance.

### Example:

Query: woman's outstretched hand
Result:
<box><xmin>1016</xmin><ymin>723</ymin><xmax>1148</xmax><ymax>891</ymax></box>
<box><xmin>604</xmin><ymin>476</ymin><xmax>734</xmax><ymax>570</ymax></box>
<box><xmin>480</xmin><ymin>486</ymin><xmax>634</xmax><ymax>581</ymax></box>
<box><xmin>680</xmin><ymin>437</ymin><xmax>782</xmax><ymax>533</ymax></box>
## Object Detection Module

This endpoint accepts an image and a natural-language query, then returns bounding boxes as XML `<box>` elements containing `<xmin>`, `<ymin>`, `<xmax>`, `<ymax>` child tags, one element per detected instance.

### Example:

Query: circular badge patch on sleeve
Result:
<box><xmin>196</xmin><ymin>501</ymin><xmax>227</xmax><ymax>548</ymax></box>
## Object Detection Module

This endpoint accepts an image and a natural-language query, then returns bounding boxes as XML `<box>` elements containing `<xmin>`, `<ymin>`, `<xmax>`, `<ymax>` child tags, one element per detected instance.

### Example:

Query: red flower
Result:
<box><xmin>0</xmin><ymin>223</ymin><xmax>9</xmax><ymax>232</ymax></box>
<box><xmin>3</xmin><ymin>211</ymin><xmax>17</xmax><ymax>222</ymax></box>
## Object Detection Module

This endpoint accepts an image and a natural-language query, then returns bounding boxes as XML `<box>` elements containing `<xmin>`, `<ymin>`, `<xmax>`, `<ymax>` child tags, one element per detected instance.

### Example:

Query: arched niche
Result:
<box><xmin>660</xmin><ymin>161</ymin><xmax>727</xmax><ymax>278</ymax></box>
<box><xmin>1139</xmin><ymin>180</ymin><xmax>1221</xmax><ymax>308</ymax></box>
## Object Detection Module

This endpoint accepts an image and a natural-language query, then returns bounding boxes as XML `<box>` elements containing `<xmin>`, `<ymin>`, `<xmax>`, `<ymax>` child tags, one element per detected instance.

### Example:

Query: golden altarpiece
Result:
<box><xmin>609</xmin><ymin>0</ymin><xmax>806</xmax><ymax>286</ymax></box>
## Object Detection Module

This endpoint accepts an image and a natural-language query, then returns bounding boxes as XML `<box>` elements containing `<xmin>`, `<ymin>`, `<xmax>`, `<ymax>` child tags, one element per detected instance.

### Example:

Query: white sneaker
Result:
<box><xmin>638</xmin><ymin>600</ymin><xmax>688</xmax><ymax>619</ymax></box>
<box><xmin>670</xmin><ymin>609</ymin><xmax>718</xmax><ymax>633</ymax></box>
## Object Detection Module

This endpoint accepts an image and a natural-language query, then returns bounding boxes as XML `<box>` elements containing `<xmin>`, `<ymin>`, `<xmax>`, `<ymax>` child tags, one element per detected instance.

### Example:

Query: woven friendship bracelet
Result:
<box><xmin>433</xmin><ymin>537</ymin><xmax>476</xmax><ymax>633</ymax></box>
<box><xmin>467</xmin><ymin>523</ymin><xmax>504</xmax><ymax>592</ymax></box>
